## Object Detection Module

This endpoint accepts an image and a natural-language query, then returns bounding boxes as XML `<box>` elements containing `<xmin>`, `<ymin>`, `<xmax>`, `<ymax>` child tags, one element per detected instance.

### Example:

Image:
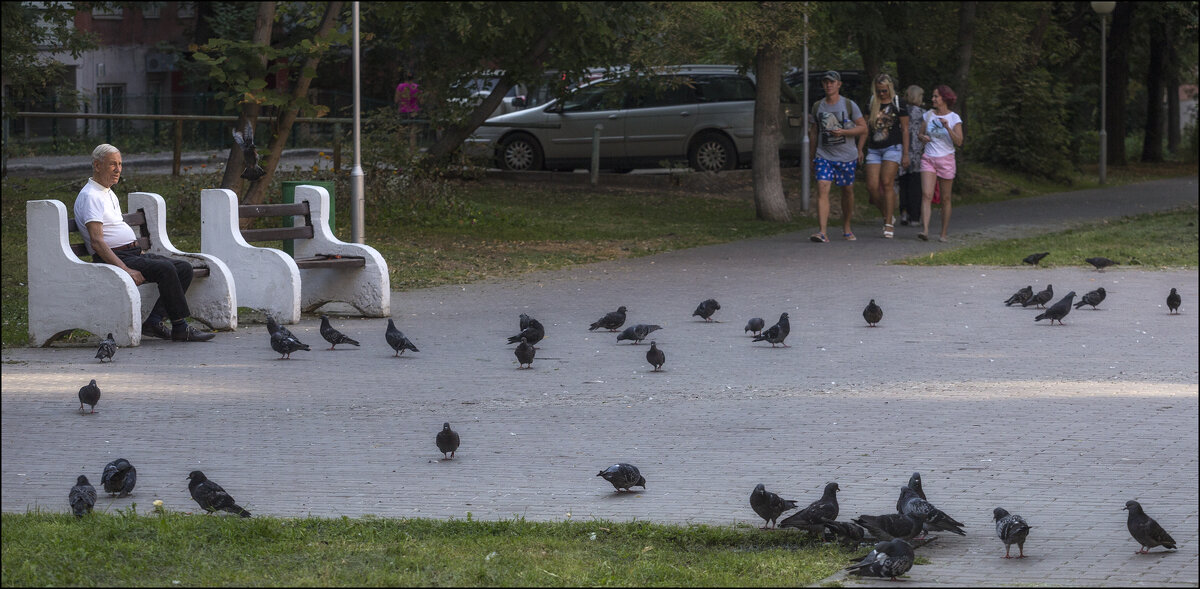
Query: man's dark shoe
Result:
<box><xmin>172</xmin><ymin>322</ymin><xmax>215</xmax><ymax>342</ymax></box>
<box><xmin>142</xmin><ymin>319</ymin><xmax>172</xmax><ymax>340</ymax></box>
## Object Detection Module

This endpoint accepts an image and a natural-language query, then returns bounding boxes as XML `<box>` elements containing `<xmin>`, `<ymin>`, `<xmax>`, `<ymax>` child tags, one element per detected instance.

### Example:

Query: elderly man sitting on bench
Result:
<box><xmin>73</xmin><ymin>143</ymin><xmax>214</xmax><ymax>342</ymax></box>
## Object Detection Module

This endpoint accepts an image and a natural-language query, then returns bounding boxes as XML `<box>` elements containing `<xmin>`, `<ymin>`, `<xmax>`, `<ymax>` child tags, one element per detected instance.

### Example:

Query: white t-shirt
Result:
<box><xmin>922</xmin><ymin>110</ymin><xmax>962</xmax><ymax>158</ymax></box>
<box><xmin>73</xmin><ymin>177</ymin><xmax>136</xmax><ymax>255</ymax></box>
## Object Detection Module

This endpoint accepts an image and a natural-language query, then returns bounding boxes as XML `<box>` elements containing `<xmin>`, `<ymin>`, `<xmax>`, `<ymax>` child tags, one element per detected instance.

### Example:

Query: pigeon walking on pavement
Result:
<box><xmin>507</xmin><ymin>318</ymin><xmax>544</xmax><ymax>347</ymax></box>
<box><xmin>993</xmin><ymin>507</ymin><xmax>1031</xmax><ymax>559</ymax></box>
<box><xmin>270</xmin><ymin>329</ymin><xmax>310</xmax><ymax>359</ymax></box>
<box><xmin>906</xmin><ymin>472</ymin><xmax>927</xmax><ymax>500</ymax></box>
<box><xmin>101</xmin><ymin>458</ymin><xmax>137</xmax><ymax>498</ymax></box>
<box><xmin>519</xmin><ymin>313</ymin><xmax>532</xmax><ymax>331</ymax></box>
<box><xmin>514</xmin><ymin>337</ymin><xmax>535</xmax><ymax>369</ymax></box>
<box><xmin>752</xmin><ymin>312</ymin><xmax>790</xmax><ymax>347</ymax></box>
<box><xmin>95</xmin><ymin>333</ymin><xmax>117</xmax><ymax>362</ymax></box>
<box><xmin>1023</xmin><ymin>284</ymin><xmax>1053</xmax><ymax>309</ymax></box>
<box><xmin>845</xmin><ymin>539</ymin><xmax>914</xmax><ymax>581</ymax></box>
<box><xmin>187</xmin><ymin>471</ymin><xmax>251</xmax><ymax>517</ymax></box>
<box><xmin>1004</xmin><ymin>286</ymin><xmax>1033</xmax><ymax>307</ymax></box>
<box><xmin>1167</xmin><ymin>288</ymin><xmax>1181</xmax><ymax>314</ymax></box>
<box><xmin>589</xmin><ymin>306</ymin><xmax>627</xmax><ymax>332</ymax></box>
<box><xmin>319</xmin><ymin>315</ymin><xmax>360</xmax><ymax>350</ymax></box>
<box><xmin>385</xmin><ymin>319</ymin><xmax>419</xmax><ymax>356</ymax></box>
<box><xmin>231</xmin><ymin>120</ymin><xmax>265</xmax><ymax>181</ymax></box>
<box><xmin>597</xmin><ymin>463</ymin><xmax>645</xmax><ymax>492</ymax></box>
<box><xmin>863</xmin><ymin>299</ymin><xmax>883</xmax><ymax>327</ymax></box>
<box><xmin>852</xmin><ymin>512</ymin><xmax>927</xmax><ymax>542</ymax></box>
<box><xmin>1022</xmin><ymin>252</ymin><xmax>1049</xmax><ymax>266</ymax></box>
<box><xmin>1073</xmin><ymin>287</ymin><xmax>1106</xmax><ymax>309</ymax></box>
<box><xmin>436</xmin><ymin>422</ymin><xmax>460</xmax><ymax>459</ymax></box>
<box><xmin>78</xmin><ymin>379</ymin><xmax>100</xmax><ymax>414</ymax></box>
<box><xmin>645</xmin><ymin>341</ymin><xmax>665</xmax><ymax>371</ymax></box>
<box><xmin>692</xmin><ymin>298</ymin><xmax>720</xmax><ymax>322</ymax></box>
<box><xmin>616</xmin><ymin>324</ymin><xmax>661</xmax><ymax>344</ymax></box>
<box><xmin>266</xmin><ymin>314</ymin><xmax>295</xmax><ymax>339</ymax></box>
<box><xmin>69</xmin><ymin>475</ymin><xmax>96</xmax><ymax>518</ymax></box>
<box><xmin>744</xmin><ymin>317</ymin><xmax>765</xmax><ymax>336</ymax></box>
<box><xmin>1124</xmin><ymin>500</ymin><xmax>1177</xmax><ymax>554</ymax></box>
<box><xmin>1035</xmin><ymin>291</ymin><xmax>1077</xmax><ymax>325</ymax></box>
<box><xmin>897</xmin><ymin>485</ymin><xmax>965</xmax><ymax>537</ymax></box>
<box><xmin>750</xmin><ymin>484</ymin><xmax>799</xmax><ymax>529</ymax></box>
<box><xmin>779</xmin><ymin>482</ymin><xmax>840</xmax><ymax>536</ymax></box>
<box><xmin>1085</xmin><ymin>256</ymin><xmax>1117</xmax><ymax>271</ymax></box>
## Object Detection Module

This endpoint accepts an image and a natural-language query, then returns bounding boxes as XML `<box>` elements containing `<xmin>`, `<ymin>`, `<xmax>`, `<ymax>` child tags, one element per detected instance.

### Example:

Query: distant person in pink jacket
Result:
<box><xmin>395</xmin><ymin>73</ymin><xmax>421</xmax><ymax>150</ymax></box>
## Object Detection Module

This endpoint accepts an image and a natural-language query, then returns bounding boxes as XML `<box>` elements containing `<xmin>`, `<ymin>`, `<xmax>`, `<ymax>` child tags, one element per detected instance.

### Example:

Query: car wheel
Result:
<box><xmin>688</xmin><ymin>132</ymin><xmax>736</xmax><ymax>172</ymax></box>
<box><xmin>497</xmin><ymin>133</ymin><xmax>544</xmax><ymax>171</ymax></box>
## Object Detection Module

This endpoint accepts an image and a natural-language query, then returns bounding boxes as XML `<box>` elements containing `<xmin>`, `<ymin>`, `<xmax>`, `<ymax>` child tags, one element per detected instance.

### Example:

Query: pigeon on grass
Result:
<box><xmin>863</xmin><ymin>300</ymin><xmax>883</xmax><ymax>327</ymax></box>
<box><xmin>822</xmin><ymin>520</ymin><xmax>869</xmax><ymax>545</ymax></box>
<box><xmin>1073</xmin><ymin>288</ymin><xmax>1106</xmax><ymax>309</ymax></box>
<box><xmin>645</xmin><ymin>341</ymin><xmax>665</xmax><ymax>371</ymax></box>
<box><xmin>616</xmin><ymin>324</ymin><xmax>660</xmax><ymax>344</ymax></box>
<box><xmin>993</xmin><ymin>507</ymin><xmax>1031</xmax><ymax>558</ymax></box>
<box><xmin>1035</xmin><ymin>291</ymin><xmax>1076</xmax><ymax>325</ymax></box>
<box><xmin>1004</xmin><ymin>286</ymin><xmax>1033</xmax><ymax>307</ymax></box>
<box><xmin>1022</xmin><ymin>252</ymin><xmax>1049</xmax><ymax>266</ymax></box>
<box><xmin>69</xmin><ymin>475</ymin><xmax>96</xmax><ymax>518</ymax></box>
<box><xmin>514</xmin><ymin>337</ymin><xmax>535</xmax><ymax>369</ymax></box>
<box><xmin>845</xmin><ymin>539</ymin><xmax>914</xmax><ymax>581</ymax></box>
<box><xmin>187</xmin><ymin>471</ymin><xmax>251</xmax><ymax>517</ymax></box>
<box><xmin>750</xmin><ymin>484</ymin><xmax>798</xmax><ymax>529</ymax></box>
<box><xmin>692</xmin><ymin>299</ymin><xmax>720</xmax><ymax>322</ymax></box>
<box><xmin>744</xmin><ymin>317</ymin><xmax>765</xmax><ymax>336</ymax></box>
<box><xmin>95</xmin><ymin>333</ymin><xmax>117</xmax><ymax>363</ymax></box>
<box><xmin>437</xmin><ymin>423</ymin><xmax>460</xmax><ymax>459</ymax></box>
<box><xmin>78</xmin><ymin>379</ymin><xmax>101</xmax><ymax>414</ymax></box>
<box><xmin>101</xmin><ymin>458</ymin><xmax>137</xmax><ymax>498</ymax></box>
<box><xmin>597</xmin><ymin>463</ymin><xmax>645</xmax><ymax>492</ymax></box>
<box><xmin>751</xmin><ymin>313</ymin><xmax>790</xmax><ymax>347</ymax></box>
<box><xmin>589</xmin><ymin>307</ymin><xmax>627</xmax><ymax>332</ymax></box>
<box><xmin>385</xmin><ymin>319</ymin><xmax>419</xmax><ymax>356</ymax></box>
<box><xmin>1124</xmin><ymin>500</ymin><xmax>1177</xmax><ymax>554</ymax></box>
<box><xmin>319</xmin><ymin>315</ymin><xmax>360</xmax><ymax>350</ymax></box>
<box><xmin>779</xmin><ymin>482</ymin><xmax>839</xmax><ymax>536</ymax></box>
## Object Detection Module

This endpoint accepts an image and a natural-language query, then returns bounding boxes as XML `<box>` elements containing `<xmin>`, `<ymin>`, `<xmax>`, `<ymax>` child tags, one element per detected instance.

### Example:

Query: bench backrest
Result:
<box><xmin>67</xmin><ymin>210</ymin><xmax>151</xmax><ymax>258</ymax></box>
<box><xmin>237</xmin><ymin>201</ymin><xmax>315</xmax><ymax>242</ymax></box>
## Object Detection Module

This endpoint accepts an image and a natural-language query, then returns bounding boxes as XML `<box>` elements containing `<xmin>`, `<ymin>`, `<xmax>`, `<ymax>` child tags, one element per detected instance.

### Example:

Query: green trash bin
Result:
<box><xmin>281</xmin><ymin>181</ymin><xmax>335</xmax><ymax>257</ymax></box>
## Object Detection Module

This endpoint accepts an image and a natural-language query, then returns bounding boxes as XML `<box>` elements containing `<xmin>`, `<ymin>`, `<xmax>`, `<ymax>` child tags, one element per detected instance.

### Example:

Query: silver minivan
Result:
<box><xmin>464</xmin><ymin>65</ymin><xmax>806</xmax><ymax>173</ymax></box>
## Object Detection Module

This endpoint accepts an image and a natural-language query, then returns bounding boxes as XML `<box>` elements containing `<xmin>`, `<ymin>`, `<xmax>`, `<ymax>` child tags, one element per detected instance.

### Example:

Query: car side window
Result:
<box><xmin>629</xmin><ymin>77</ymin><xmax>697</xmax><ymax>109</ymax></box>
<box><xmin>694</xmin><ymin>76</ymin><xmax>757</xmax><ymax>103</ymax></box>
<box><xmin>559</xmin><ymin>81</ymin><xmax>625</xmax><ymax>113</ymax></box>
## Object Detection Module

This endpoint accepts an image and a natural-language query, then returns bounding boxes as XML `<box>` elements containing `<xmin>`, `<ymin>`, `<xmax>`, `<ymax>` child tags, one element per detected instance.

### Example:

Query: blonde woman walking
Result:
<box><xmin>861</xmin><ymin>74</ymin><xmax>909</xmax><ymax>239</ymax></box>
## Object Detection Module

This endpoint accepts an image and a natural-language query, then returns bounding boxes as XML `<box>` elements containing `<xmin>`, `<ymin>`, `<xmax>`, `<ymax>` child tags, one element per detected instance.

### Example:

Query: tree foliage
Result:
<box><xmin>1</xmin><ymin>2</ymin><xmax>98</xmax><ymax>113</ymax></box>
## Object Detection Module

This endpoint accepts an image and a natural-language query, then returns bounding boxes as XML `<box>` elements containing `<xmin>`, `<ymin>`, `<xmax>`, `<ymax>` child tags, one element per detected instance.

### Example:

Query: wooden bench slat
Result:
<box><xmin>294</xmin><ymin>256</ymin><xmax>366</xmax><ymax>269</ymax></box>
<box><xmin>240</xmin><ymin>225</ymin><xmax>314</xmax><ymax>242</ymax></box>
<box><xmin>238</xmin><ymin>203</ymin><xmax>309</xmax><ymax>218</ymax></box>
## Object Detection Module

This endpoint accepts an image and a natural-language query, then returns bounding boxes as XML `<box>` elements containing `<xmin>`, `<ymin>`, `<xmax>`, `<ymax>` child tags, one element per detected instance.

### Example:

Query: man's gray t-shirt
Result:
<box><xmin>811</xmin><ymin>96</ymin><xmax>863</xmax><ymax>162</ymax></box>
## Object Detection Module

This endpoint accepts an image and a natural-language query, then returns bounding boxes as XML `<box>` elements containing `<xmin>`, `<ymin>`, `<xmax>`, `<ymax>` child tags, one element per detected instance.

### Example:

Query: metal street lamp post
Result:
<box><xmin>351</xmin><ymin>1</ymin><xmax>365</xmax><ymax>243</ymax></box>
<box><xmin>1092</xmin><ymin>2</ymin><xmax>1116</xmax><ymax>185</ymax></box>
<box><xmin>801</xmin><ymin>10</ymin><xmax>810</xmax><ymax>211</ymax></box>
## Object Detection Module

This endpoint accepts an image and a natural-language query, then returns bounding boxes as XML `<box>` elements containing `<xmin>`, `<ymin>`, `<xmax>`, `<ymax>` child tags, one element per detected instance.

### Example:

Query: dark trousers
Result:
<box><xmin>97</xmin><ymin>250</ymin><xmax>193</xmax><ymax>322</ymax></box>
<box><xmin>898</xmin><ymin>172</ymin><xmax>922</xmax><ymax>222</ymax></box>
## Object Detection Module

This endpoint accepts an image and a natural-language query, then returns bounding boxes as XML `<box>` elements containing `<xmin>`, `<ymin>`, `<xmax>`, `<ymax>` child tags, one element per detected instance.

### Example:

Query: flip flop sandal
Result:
<box><xmin>883</xmin><ymin>224</ymin><xmax>894</xmax><ymax>239</ymax></box>
<box><xmin>917</xmin><ymin>233</ymin><xmax>929</xmax><ymax>241</ymax></box>
<box><xmin>810</xmin><ymin>233</ymin><xmax>829</xmax><ymax>243</ymax></box>
<box><xmin>843</xmin><ymin>232</ymin><xmax>857</xmax><ymax>241</ymax></box>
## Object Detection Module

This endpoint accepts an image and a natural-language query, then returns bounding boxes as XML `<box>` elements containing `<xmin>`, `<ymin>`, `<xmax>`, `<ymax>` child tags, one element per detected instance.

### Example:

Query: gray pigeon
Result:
<box><xmin>187</xmin><ymin>470</ymin><xmax>251</xmax><ymax>517</ymax></box>
<box><xmin>78</xmin><ymin>379</ymin><xmax>100</xmax><ymax>414</ymax></box>
<box><xmin>1085</xmin><ymin>256</ymin><xmax>1117</xmax><ymax>271</ymax></box>
<box><xmin>507</xmin><ymin>318</ymin><xmax>544</xmax><ymax>346</ymax></box>
<box><xmin>646</xmin><ymin>341</ymin><xmax>665</xmax><ymax>371</ymax></box>
<box><xmin>1022</xmin><ymin>252</ymin><xmax>1049</xmax><ymax>266</ymax></box>
<box><xmin>750</xmin><ymin>483</ymin><xmax>799</xmax><ymax>529</ymax></box>
<box><xmin>597</xmin><ymin>463</ymin><xmax>645</xmax><ymax>492</ymax></box>
<box><xmin>751</xmin><ymin>312</ymin><xmax>790</xmax><ymax>347</ymax></box>
<box><xmin>436</xmin><ymin>422</ymin><xmax>460</xmax><ymax>459</ymax></box>
<box><xmin>1023</xmin><ymin>284</ymin><xmax>1053</xmax><ymax>309</ymax></box>
<box><xmin>319</xmin><ymin>315</ymin><xmax>360</xmax><ymax>350</ymax></box>
<box><xmin>616</xmin><ymin>323</ymin><xmax>661</xmax><ymax>344</ymax></box>
<box><xmin>822</xmin><ymin>520</ymin><xmax>869</xmax><ymax>545</ymax></box>
<box><xmin>852</xmin><ymin>512</ymin><xmax>927</xmax><ymax>542</ymax></box>
<box><xmin>1167</xmin><ymin>288</ymin><xmax>1181</xmax><ymax>314</ymax></box>
<box><xmin>95</xmin><ymin>333</ymin><xmax>117</xmax><ymax>363</ymax></box>
<box><xmin>270</xmin><ymin>329</ymin><xmax>310</xmax><ymax>359</ymax></box>
<box><xmin>101</xmin><ymin>458</ymin><xmax>137</xmax><ymax>498</ymax></box>
<box><xmin>897</xmin><ymin>485</ymin><xmax>965</xmax><ymax>537</ymax></box>
<box><xmin>1004</xmin><ymin>286</ymin><xmax>1033</xmax><ymax>307</ymax></box>
<box><xmin>519</xmin><ymin>313</ymin><xmax>532</xmax><ymax>331</ymax></box>
<box><xmin>265</xmin><ymin>314</ymin><xmax>294</xmax><ymax>339</ymax></box>
<box><xmin>385</xmin><ymin>319</ymin><xmax>419</xmax><ymax>356</ymax></box>
<box><xmin>993</xmin><ymin>507</ymin><xmax>1031</xmax><ymax>558</ymax></box>
<box><xmin>589</xmin><ymin>306</ymin><xmax>627</xmax><ymax>331</ymax></box>
<box><xmin>692</xmin><ymin>299</ymin><xmax>720</xmax><ymax>322</ymax></box>
<box><xmin>779</xmin><ymin>482</ymin><xmax>840</xmax><ymax>535</ymax></box>
<box><xmin>514</xmin><ymin>337</ymin><xmax>535</xmax><ymax>369</ymax></box>
<box><xmin>845</xmin><ymin>539</ymin><xmax>914</xmax><ymax>581</ymax></box>
<box><xmin>744</xmin><ymin>317</ymin><xmax>765</xmax><ymax>336</ymax></box>
<box><xmin>69</xmin><ymin>475</ymin><xmax>96</xmax><ymax>518</ymax></box>
<box><xmin>1035</xmin><ymin>291</ymin><xmax>1076</xmax><ymax>325</ymax></box>
<box><xmin>1124</xmin><ymin>500</ymin><xmax>1177</xmax><ymax>554</ymax></box>
<box><xmin>863</xmin><ymin>299</ymin><xmax>882</xmax><ymax>327</ymax></box>
<box><xmin>906</xmin><ymin>472</ymin><xmax>927</xmax><ymax>500</ymax></box>
<box><xmin>231</xmin><ymin>120</ymin><xmax>265</xmax><ymax>181</ymax></box>
<box><xmin>1073</xmin><ymin>287</ymin><xmax>1106</xmax><ymax>309</ymax></box>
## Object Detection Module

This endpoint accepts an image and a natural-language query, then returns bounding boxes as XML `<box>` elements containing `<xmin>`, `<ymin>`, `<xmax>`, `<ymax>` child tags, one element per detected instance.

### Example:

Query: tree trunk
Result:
<box><xmin>1106</xmin><ymin>2</ymin><xmax>1135</xmax><ymax>166</ymax></box>
<box><xmin>752</xmin><ymin>44</ymin><xmax>789</xmax><ymax>222</ymax></box>
<box><xmin>221</xmin><ymin>2</ymin><xmax>275</xmax><ymax>195</ymax></box>
<box><xmin>1142</xmin><ymin>19</ymin><xmax>1166</xmax><ymax>162</ymax></box>
<box><xmin>856</xmin><ymin>30</ymin><xmax>882</xmax><ymax>91</ymax></box>
<box><xmin>953</xmin><ymin>1</ymin><xmax>977</xmax><ymax>125</ymax></box>
<box><xmin>1165</xmin><ymin>22</ymin><xmax>1180</xmax><ymax>154</ymax></box>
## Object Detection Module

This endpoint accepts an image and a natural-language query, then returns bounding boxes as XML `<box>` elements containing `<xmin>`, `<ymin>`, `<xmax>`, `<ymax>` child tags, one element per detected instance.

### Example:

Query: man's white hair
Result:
<box><xmin>92</xmin><ymin>144</ymin><xmax>120</xmax><ymax>162</ymax></box>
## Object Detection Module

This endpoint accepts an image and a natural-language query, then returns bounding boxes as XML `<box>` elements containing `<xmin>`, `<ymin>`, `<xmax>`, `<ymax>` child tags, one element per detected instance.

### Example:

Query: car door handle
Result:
<box><xmin>608</xmin><ymin>114</ymin><xmax>619</xmax><ymax>119</ymax></box>
<box><xmin>679</xmin><ymin>111</ymin><xmax>691</xmax><ymax>117</ymax></box>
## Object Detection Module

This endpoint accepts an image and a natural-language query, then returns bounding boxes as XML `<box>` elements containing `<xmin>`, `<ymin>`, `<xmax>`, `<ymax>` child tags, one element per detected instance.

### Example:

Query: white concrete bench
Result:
<box><xmin>200</xmin><ymin>185</ymin><xmax>389</xmax><ymax>323</ymax></box>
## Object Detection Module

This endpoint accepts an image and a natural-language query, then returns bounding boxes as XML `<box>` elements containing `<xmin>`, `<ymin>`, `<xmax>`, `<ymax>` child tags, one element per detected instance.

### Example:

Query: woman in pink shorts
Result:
<box><xmin>916</xmin><ymin>85</ymin><xmax>964</xmax><ymax>242</ymax></box>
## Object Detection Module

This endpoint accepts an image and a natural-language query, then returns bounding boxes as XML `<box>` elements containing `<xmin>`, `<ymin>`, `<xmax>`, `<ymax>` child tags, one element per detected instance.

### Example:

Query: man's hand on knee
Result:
<box><xmin>125</xmin><ymin>268</ymin><xmax>146</xmax><ymax>286</ymax></box>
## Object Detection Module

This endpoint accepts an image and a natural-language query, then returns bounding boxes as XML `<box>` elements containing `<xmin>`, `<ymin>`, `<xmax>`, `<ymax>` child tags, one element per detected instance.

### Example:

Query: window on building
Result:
<box><xmin>177</xmin><ymin>2</ymin><xmax>196</xmax><ymax>19</ymax></box>
<box><xmin>91</xmin><ymin>5</ymin><xmax>123</xmax><ymax>19</ymax></box>
<box><xmin>141</xmin><ymin>2</ymin><xmax>163</xmax><ymax>19</ymax></box>
<box><xmin>97</xmin><ymin>84</ymin><xmax>129</xmax><ymax>134</ymax></box>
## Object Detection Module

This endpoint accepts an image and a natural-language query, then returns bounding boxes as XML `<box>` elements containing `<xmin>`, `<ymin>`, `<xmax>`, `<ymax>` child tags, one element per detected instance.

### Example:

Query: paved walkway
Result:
<box><xmin>2</xmin><ymin>177</ymin><xmax>1197</xmax><ymax>586</ymax></box>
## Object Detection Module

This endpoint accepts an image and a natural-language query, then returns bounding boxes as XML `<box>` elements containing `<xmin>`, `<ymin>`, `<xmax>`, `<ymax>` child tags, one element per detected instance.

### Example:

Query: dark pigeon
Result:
<box><xmin>385</xmin><ymin>319</ymin><xmax>419</xmax><ymax>356</ymax></box>
<box><xmin>265</xmin><ymin>314</ymin><xmax>294</xmax><ymax>339</ymax></box>
<box><xmin>823</xmin><ymin>520</ymin><xmax>869</xmax><ymax>545</ymax></box>
<box><xmin>845</xmin><ymin>539</ymin><xmax>914</xmax><ymax>581</ymax></box>
<box><xmin>101</xmin><ymin>458</ymin><xmax>137</xmax><ymax>498</ymax></box>
<box><xmin>750</xmin><ymin>483</ymin><xmax>799</xmax><ymax>529</ymax></box>
<box><xmin>779</xmin><ymin>482</ymin><xmax>840</xmax><ymax>536</ymax></box>
<box><xmin>95</xmin><ymin>332</ymin><xmax>117</xmax><ymax>363</ymax></box>
<box><xmin>692</xmin><ymin>298</ymin><xmax>720</xmax><ymax>322</ymax></box>
<box><xmin>1004</xmin><ymin>286</ymin><xmax>1033</xmax><ymax>307</ymax></box>
<box><xmin>507</xmin><ymin>318</ymin><xmax>544</xmax><ymax>347</ymax></box>
<box><xmin>1073</xmin><ymin>287</ymin><xmax>1106</xmax><ymax>309</ymax></box>
<box><xmin>187</xmin><ymin>470</ymin><xmax>251</xmax><ymax>517</ymax></box>
<box><xmin>852</xmin><ymin>512</ymin><xmax>927</xmax><ymax>542</ymax></box>
<box><xmin>436</xmin><ymin>422</ymin><xmax>460</xmax><ymax>459</ymax></box>
<box><xmin>69</xmin><ymin>475</ymin><xmax>96</xmax><ymax>518</ymax></box>
<box><xmin>231</xmin><ymin>120</ymin><xmax>265</xmax><ymax>181</ymax></box>
<box><xmin>1125</xmin><ymin>500</ymin><xmax>1177</xmax><ymax>554</ymax></box>
<box><xmin>270</xmin><ymin>329</ymin><xmax>310</xmax><ymax>359</ymax></box>
<box><xmin>519</xmin><ymin>313</ymin><xmax>532</xmax><ymax>331</ymax></box>
<box><xmin>993</xmin><ymin>507</ymin><xmax>1031</xmax><ymax>559</ymax></box>
<box><xmin>646</xmin><ymin>341</ymin><xmax>665</xmax><ymax>371</ymax></box>
<box><xmin>752</xmin><ymin>312</ymin><xmax>790</xmax><ymax>347</ymax></box>
<box><xmin>1035</xmin><ymin>291</ymin><xmax>1076</xmax><ymax>325</ymax></box>
<box><xmin>1022</xmin><ymin>252</ymin><xmax>1049</xmax><ymax>266</ymax></box>
<box><xmin>319</xmin><ymin>315</ymin><xmax>360</xmax><ymax>350</ymax></box>
<box><xmin>514</xmin><ymin>337</ymin><xmax>535</xmax><ymax>369</ymax></box>
<box><xmin>616</xmin><ymin>324</ymin><xmax>661</xmax><ymax>344</ymax></box>
<box><xmin>897</xmin><ymin>485</ymin><xmax>965</xmax><ymax>537</ymax></box>
<box><xmin>78</xmin><ymin>379</ymin><xmax>100</xmax><ymax>414</ymax></box>
<box><xmin>597</xmin><ymin>463</ymin><xmax>645</xmax><ymax>492</ymax></box>
<box><xmin>1023</xmin><ymin>284</ymin><xmax>1053</xmax><ymax>309</ymax></box>
<box><xmin>863</xmin><ymin>299</ymin><xmax>883</xmax><ymax>327</ymax></box>
<box><xmin>589</xmin><ymin>306</ymin><xmax>627</xmax><ymax>332</ymax></box>
<box><xmin>907</xmin><ymin>472</ymin><xmax>927</xmax><ymax>500</ymax></box>
<box><xmin>744</xmin><ymin>317</ymin><xmax>765</xmax><ymax>336</ymax></box>
<box><xmin>1167</xmin><ymin>288</ymin><xmax>1181</xmax><ymax>314</ymax></box>
<box><xmin>1085</xmin><ymin>256</ymin><xmax>1117</xmax><ymax>271</ymax></box>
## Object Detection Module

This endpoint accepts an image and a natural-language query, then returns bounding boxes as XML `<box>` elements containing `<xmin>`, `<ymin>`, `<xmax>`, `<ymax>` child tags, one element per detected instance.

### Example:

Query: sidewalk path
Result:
<box><xmin>2</xmin><ymin>177</ymin><xmax>1197</xmax><ymax>586</ymax></box>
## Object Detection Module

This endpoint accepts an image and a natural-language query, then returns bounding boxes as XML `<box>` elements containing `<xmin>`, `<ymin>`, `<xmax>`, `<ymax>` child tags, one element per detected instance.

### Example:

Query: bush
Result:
<box><xmin>972</xmin><ymin>66</ymin><xmax>1074</xmax><ymax>182</ymax></box>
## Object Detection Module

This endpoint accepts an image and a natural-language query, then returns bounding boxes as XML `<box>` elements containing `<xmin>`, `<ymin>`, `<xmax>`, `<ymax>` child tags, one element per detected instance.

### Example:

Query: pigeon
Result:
<box><xmin>514</xmin><ymin>337</ymin><xmax>535</xmax><ymax>369</ymax></box>
<box><xmin>265</xmin><ymin>314</ymin><xmax>294</xmax><ymax>339</ymax></box>
<box><xmin>822</xmin><ymin>520</ymin><xmax>869</xmax><ymax>545</ymax></box>
<box><xmin>1035</xmin><ymin>291</ymin><xmax>1076</xmax><ymax>325</ymax></box>
<box><xmin>1167</xmin><ymin>288</ymin><xmax>1181</xmax><ymax>314</ymax></box>
<box><xmin>69</xmin><ymin>475</ymin><xmax>96</xmax><ymax>518</ymax></box>
<box><xmin>78</xmin><ymin>379</ymin><xmax>100</xmax><ymax>414</ymax></box>
<box><xmin>101</xmin><ymin>458</ymin><xmax>137</xmax><ymax>498</ymax></box>
<box><xmin>863</xmin><ymin>299</ymin><xmax>882</xmax><ymax>327</ymax></box>
<box><xmin>852</xmin><ymin>512</ymin><xmax>927</xmax><ymax>542</ymax></box>
<box><xmin>319</xmin><ymin>315</ymin><xmax>359</xmax><ymax>350</ymax></box>
<box><xmin>1073</xmin><ymin>287</ymin><xmax>1106</xmax><ymax>309</ymax></box>
<box><xmin>616</xmin><ymin>323</ymin><xmax>661</xmax><ymax>344</ymax></box>
<box><xmin>750</xmin><ymin>483</ymin><xmax>799</xmax><ymax>529</ymax></box>
<box><xmin>436</xmin><ymin>422</ymin><xmax>460</xmax><ymax>459</ymax></box>
<box><xmin>993</xmin><ymin>507</ymin><xmax>1031</xmax><ymax>559</ymax></box>
<box><xmin>744</xmin><ymin>317</ymin><xmax>765</xmax><ymax>336</ymax></box>
<box><xmin>385</xmin><ymin>319</ymin><xmax>419</xmax><ymax>356</ymax></box>
<box><xmin>752</xmin><ymin>312</ymin><xmax>790</xmax><ymax>347</ymax></box>
<box><xmin>95</xmin><ymin>333</ymin><xmax>117</xmax><ymax>362</ymax></box>
<box><xmin>187</xmin><ymin>471</ymin><xmax>251</xmax><ymax>517</ymax></box>
<box><xmin>906</xmin><ymin>472</ymin><xmax>927</xmax><ymax>500</ymax></box>
<box><xmin>1004</xmin><ymin>286</ymin><xmax>1033</xmax><ymax>307</ymax></box>
<box><xmin>270</xmin><ymin>329</ymin><xmax>310</xmax><ymax>359</ymax></box>
<box><xmin>692</xmin><ymin>298</ymin><xmax>720</xmax><ymax>322</ymax></box>
<box><xmin>589</xmin><ymin>306</ymin><xmax>627</xmax><ymax>331</ymax></box>
<box><xmin>1124</xmin><ymin>500</ymin><xmax>1177</xmax><ymax>554</ymax></box>
<box><xmin>519</xmin><ymin>313</ymin><xmax>532</xmax><ymax>331</ymax></box>
<box><xmin>845</xmin><ymin>539</ymin><xmax>914</xmax><ymax>581</ymax></box>
<box><xmin>646</xmin><ymin>341</ymin><xmax>665</xmax><ymax>371</ymax></box>
<box><xmin>507</xmin><ymin>318</ymin><xmax>544</xmax><ymax>347</ymax></box>
<box><xmin>1085</xmin><ymin>256</ymin><xmax>1117</xmax><ymax>271</ymax></box>
<box><xmin>1023</xmin><ymin>252</ymin><xmax>1049</xmax><ymax>266</ymax></box>
<box><xmin>779</xmin><ymin>482</ymin><xmax>840</xmax><ymax>536</ymax></box>
<box><xmin>1022</xmin><ymin>284</ymin><xmax>1053</xmax><ymax>309</ymax></box>
<box><xmin>897</xmin><ymin>485</ymin><xmax>965</xmax><ymax>537</ymax></box>
<box><xmin>231</xmin><ymin>119</ymin><xmax>265</xmax><ymax>181</ymax></box>
<box><xmin>597</xmin><ymin>463</ymin><xmax>645</xmax><ymax>492</ymax></box>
